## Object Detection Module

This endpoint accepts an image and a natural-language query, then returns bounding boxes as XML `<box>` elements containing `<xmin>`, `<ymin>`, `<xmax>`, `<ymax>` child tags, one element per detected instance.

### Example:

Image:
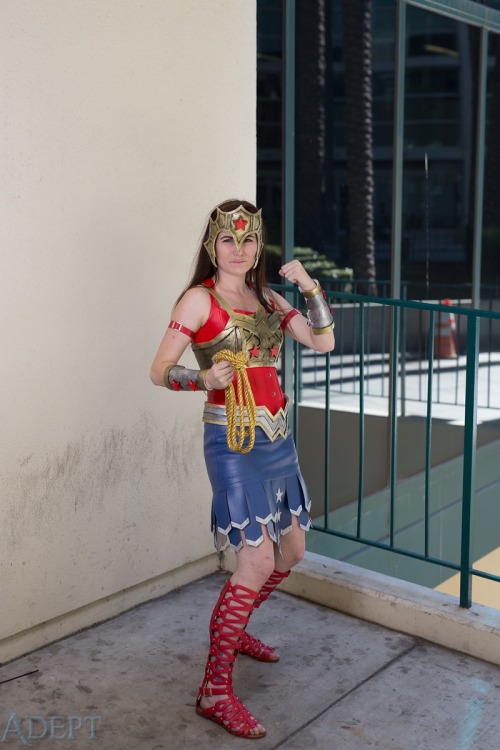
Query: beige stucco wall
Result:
<box><xmin>0</xmin><ymin>0</ymin><xmax>256</xmax><ymax>662</ymax></box>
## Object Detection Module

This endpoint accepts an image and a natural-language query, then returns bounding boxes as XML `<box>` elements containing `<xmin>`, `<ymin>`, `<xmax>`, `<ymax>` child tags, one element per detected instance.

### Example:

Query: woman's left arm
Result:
<box><xmin>271</xmin><ymin>260</ymin><xmax>335</xmax><ymax>353</ymax></box>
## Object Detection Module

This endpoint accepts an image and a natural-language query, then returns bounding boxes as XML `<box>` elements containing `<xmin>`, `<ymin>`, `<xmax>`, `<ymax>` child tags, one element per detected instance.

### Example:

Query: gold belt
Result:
<box><xmin>203</xmin><ymin>401</ymin><xmax>289</xmax><ymax>443</ymax></box>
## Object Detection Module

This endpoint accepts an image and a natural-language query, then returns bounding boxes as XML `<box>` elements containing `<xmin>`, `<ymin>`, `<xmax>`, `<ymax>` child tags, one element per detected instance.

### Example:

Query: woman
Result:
<box><xmin>150</xmin><ymin>199</ymin><xmax>335</xmax><ymax>739</ymax></box>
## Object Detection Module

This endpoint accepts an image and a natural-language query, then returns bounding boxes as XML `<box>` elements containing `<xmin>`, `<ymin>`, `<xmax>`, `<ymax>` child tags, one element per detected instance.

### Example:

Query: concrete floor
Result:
<box><xmin>1</xmin><ymin>572</ymin><xmax>500</xmax><ymax>750</ymax></box>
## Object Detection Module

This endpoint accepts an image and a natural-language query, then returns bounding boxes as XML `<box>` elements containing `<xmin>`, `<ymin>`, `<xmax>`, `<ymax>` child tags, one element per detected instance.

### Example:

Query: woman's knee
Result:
<box><xmin>279</xmin><ymin>525</ymin><xmax>306</xmax><ymax>569</ymax></box>
<box><xmin>284</xmin><ymin>543</ymin><xmax>305</xmax><ymax>570</ymax></box>
<box><xmin>233</xmin><ymin>537</ymin><xmax>276</xmax><ymax>589</ymax></box>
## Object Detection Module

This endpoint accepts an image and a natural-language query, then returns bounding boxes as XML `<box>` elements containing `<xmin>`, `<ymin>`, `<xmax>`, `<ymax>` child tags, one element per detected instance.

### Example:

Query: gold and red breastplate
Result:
<box><xmin>191</xmin><ymin>281</ymin><xmax>284</xmax><ymax>369</ymax></box>
<box><xmin>191</xmin><ymin>281</ymin><xmax>287</xmax><ymax>418</ymax></box>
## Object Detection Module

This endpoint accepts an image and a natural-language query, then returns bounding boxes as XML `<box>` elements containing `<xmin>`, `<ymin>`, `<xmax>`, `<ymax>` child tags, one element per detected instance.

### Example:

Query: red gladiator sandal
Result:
<box><xmin>196</xmin><ymin>579</ymin><xmax>266</xmax><ymax>739</ymax></box>
<box><xmin>240</xmin><ymin>570</ymin><xmax>290</xmax><ymax>663</ymax></box>
<box><xmin>254</xmin><ymin>569</ymin><xmax>291</xmax><ymax>608</ymax></box>
<box><xmin>240</xmin><ymin>631</ymin><xmax>279</xmax><ymax>662</ymax></box>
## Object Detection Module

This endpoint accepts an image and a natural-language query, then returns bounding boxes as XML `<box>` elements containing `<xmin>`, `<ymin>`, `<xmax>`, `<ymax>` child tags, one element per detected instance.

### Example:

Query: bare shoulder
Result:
<box><xmin>178</xmin><ymin>285</ymin><xmax>211</xmax><ymax>307</ymax></box>
<box><xmin>173</xmin><ymin>285</ymin><xmax>211</xmax><ymax>329</ymax></box>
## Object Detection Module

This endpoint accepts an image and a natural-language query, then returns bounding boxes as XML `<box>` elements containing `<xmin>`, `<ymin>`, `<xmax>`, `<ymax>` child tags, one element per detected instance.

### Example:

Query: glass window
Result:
<box><xmin>474</xmin><ymin>0</ymin><xmax>500</xmax><ymax>10</ymax></box>
<box><xmin>400</xmin><ymin>6</ymin><xmax>481</xmax><ymax>291</ymax></box>
<box><xmin>257</xmin><ymin>0</ymin><xmax>497</xmax><ymax>290</ymax></box>
<box><xmin>257</xmin><ymin>0</ymin><xmax>282</xmax><ymax>255</ymax></box>
<box><xmin>481</xmin><ymin>30</ymin><xmax>500</xmax><ymax>289</ymax></box>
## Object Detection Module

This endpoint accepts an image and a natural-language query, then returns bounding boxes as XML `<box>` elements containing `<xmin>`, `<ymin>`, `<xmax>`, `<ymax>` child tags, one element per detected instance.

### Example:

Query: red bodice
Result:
<box><xmin>195</xmin><ymin>280</ymin><xmax>286</xmax><ymax>413</ymax></box>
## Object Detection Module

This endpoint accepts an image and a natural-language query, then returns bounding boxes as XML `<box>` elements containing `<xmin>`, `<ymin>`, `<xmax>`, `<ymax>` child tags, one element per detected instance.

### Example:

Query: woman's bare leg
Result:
<box><xmin>239</xmin><ymin>516</ymin><xmax>306</xmax><ymax>661</ymax></box>
<box><xmin>198</xmin><ymin>520</ymin><xmax>306</xmax><ymax>735</ymax></box>
<box><xmin>198</xmin><ymin>529</ymin><xmax>276</xmax><ymax>736</ymax></box>
<box><xmin>274</xmin><ymin>515</ymin><xmax>306</xmax><ymax>572</ymax></box>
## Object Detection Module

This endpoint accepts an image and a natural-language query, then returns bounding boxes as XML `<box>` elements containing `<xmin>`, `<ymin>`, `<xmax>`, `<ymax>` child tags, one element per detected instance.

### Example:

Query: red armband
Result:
<box><xmin>280</xmin><ymin>309</ymin><xmax>301</xmax><ymax>330</ymax></box>
<box><xmin>168</xmin><ymin>320</ymin><xmax>195</xmax><ymax>338</ymax></box>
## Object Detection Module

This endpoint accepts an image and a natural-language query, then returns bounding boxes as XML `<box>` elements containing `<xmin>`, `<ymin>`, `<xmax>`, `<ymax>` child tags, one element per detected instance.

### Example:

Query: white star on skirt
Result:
<box><xmin>276</xmin><ymin>488</ymin><xmax>283</xmax><ymax>503</ymax></box>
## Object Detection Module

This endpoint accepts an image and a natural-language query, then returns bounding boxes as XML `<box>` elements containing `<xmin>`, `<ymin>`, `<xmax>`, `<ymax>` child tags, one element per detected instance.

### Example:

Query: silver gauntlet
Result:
<box><xmin>163</xmin><ymin>364</ymin><xmax>209</xmax><ymax>391</ymax></box>
<box><xmin>301</xmin><ymin>281</ymin><xmax>334</xmax><ymax>335</ymax></box>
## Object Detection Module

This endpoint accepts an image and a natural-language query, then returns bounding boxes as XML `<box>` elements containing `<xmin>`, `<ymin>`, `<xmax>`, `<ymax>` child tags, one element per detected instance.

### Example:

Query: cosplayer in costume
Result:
<box><xmin>150</xmin><ymin>201</ymin><xmax>334</xmax><ymax>739</ymax></box>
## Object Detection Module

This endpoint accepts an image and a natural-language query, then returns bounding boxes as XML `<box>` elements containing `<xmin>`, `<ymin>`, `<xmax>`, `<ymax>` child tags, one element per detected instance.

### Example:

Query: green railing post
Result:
<box><xmin>357</xmin><ymin>303</ymin><xmax>365</xmax><ymax>536</ymax></box>
<box><xmin>282</xmin><ymin>0</ymin><xmax>295</xmax><ymax>263</ymax></box>
<box><xmin>390</xmin><ymin>0</ymin><xmax>406</xmax><ymax>300</ymax></box>
<box><xmin>293</xmin><ymin>337</ymin><xmax>299</xmax><ymax>443</ymax></box>
<box><xmin>323</xmin><ymin>350</ymin><xmax>331</xmax><ymax>529</ymax></box>
<box><xmin>459</xmin><ymin>315</ymin><xmax>479</xmax><ymax>608</ymax></box>
<box><xmin>389</xmin><ymin>308</ymin><xmax>400</xmax><ymax>547</ymax></box>
<box><xmin>471</xmin><ymin>26</ymin><xmax>488</xmax><ymax>310</ymax></box>
<box><xmin>281</xmin><ymin>0</ymin><xmax>295</xmax><ymax>430</ymax></box>
<box><xmin>424</xmin><ymin>310</ymin><xmax>434</xmax><ymax>558</ymax></box>
<box><xmin>401</xmin><ymin>285</ymin><xmax>407</xmax><ymax>416</ymax></box>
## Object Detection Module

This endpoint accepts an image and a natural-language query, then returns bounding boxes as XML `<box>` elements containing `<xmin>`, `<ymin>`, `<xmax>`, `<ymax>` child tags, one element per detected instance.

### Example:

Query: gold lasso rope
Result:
<box><xmin>212</xmin><ymin>349</ymin><xmax>257</xmax><ymax>454</ymax></box>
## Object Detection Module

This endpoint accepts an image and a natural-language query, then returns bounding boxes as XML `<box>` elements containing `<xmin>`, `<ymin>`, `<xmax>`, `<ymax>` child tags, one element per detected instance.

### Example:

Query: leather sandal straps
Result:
<box><xmin>254</xmin><ymin>569</ymin><xmax>290</xmax><ymax>609</ymax></box>
<box><xmin>196</xmin><ymin>580</ymin><xmax>265</xmax><ymax>739</ymax></box>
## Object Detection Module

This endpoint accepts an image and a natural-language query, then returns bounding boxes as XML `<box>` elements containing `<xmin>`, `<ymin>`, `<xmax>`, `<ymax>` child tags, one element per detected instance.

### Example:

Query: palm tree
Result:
<box><xmin>341</xmin><ymin>0</ymin><xmax>377</xmax><ymax>293</ymax></box>
<box><xmin>482</xmin><ymin>33</ymin><xmax>500</xmax><ymax>286</ymax></box>
<box><xmin>295</xmin><ymin>0</ymin><xmax>327</xmax><ymax>251</ymax></box>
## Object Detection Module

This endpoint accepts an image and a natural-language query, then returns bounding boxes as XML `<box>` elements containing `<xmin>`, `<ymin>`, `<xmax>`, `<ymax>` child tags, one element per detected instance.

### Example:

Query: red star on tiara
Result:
<box><xmin>233</xmin><ymin>216</ymin><xmax>248</xmax><ymax>231</ymax></box>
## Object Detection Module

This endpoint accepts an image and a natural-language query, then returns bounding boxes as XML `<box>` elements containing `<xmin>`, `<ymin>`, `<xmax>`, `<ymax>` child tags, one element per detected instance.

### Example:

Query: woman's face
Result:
<box><xmin>215</xmin><ymin>231</ymin><xmax>258</xmax><ymax>274</ymax></box>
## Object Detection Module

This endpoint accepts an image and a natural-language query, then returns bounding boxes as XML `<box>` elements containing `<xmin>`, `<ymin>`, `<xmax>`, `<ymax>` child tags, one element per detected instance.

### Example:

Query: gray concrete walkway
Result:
<box><xmin>1</xmin><ymin>572</ymin><xmax>500</xmax><ymax>749</ymax></box>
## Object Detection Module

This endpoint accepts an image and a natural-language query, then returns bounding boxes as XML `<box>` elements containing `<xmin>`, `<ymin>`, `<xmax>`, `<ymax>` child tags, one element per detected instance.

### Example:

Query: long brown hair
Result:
<box><xmin>175</xmin><ymin>199</ymin><xmax>273</xmax><ymax>313</ymax></box>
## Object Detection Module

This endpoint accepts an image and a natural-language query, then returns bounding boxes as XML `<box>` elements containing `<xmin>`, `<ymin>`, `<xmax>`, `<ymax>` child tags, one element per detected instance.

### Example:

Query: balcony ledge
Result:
<box><xmin>276</xmin><ymin>551</ymin><xmax>500</xmax><ymax>666</ymax></box>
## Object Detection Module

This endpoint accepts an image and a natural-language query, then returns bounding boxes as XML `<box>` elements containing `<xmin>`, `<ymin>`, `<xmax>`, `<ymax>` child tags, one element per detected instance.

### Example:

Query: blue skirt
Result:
<box><xmin>203</xmin><ymin>423</ymin><xmax>312</xmax><ymax>552</ymax></box>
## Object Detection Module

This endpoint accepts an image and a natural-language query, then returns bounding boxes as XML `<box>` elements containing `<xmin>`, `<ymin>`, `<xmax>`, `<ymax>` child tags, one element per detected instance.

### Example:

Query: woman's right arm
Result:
<box><xmin>149</xmin><ymin>286</ymin><xmax>235</xmax><ymax>390</ymax></box>
<box><xmin>149</xmin><ymin>287</ymin><xmax>210</xmax><ymax>386</ymax></box>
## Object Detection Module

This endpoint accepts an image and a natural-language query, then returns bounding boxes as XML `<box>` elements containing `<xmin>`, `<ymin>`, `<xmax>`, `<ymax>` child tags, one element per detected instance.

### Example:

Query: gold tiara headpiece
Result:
<box><xmin>203</xmin><ymin>205</ymin><xmax>263</xmax><ymax>269</ymax></box>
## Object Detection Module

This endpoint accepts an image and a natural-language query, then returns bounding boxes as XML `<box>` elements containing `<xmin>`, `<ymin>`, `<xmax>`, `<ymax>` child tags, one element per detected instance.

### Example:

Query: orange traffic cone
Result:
<box><xmin>434</xmin><ymin>299</ymin><xmax>458</xmax><ymax>358</ymax></box>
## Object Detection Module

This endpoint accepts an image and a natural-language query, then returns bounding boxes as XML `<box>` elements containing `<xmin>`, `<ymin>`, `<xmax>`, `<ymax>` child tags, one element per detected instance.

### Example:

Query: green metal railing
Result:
<box><xmin>273</xmin><ymin>0</ymin><xmax>500</xmax><ymax>611</ymax></box>
<box><xmin>271</xmin><ymin>282</ymin><xmax>500</xmax><ymax>608</ymax></box>
<box><xmin>292</xmin><ymin>278</ymin><xmax>500</xmax><ymax>412</ymax></box>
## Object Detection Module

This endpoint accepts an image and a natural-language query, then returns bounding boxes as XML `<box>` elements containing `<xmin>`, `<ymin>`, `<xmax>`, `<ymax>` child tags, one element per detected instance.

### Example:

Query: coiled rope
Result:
<box><xmin>212</xmin><ymin>349</ymin><xmax>257</xmax><ymax>454</ymax></box>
